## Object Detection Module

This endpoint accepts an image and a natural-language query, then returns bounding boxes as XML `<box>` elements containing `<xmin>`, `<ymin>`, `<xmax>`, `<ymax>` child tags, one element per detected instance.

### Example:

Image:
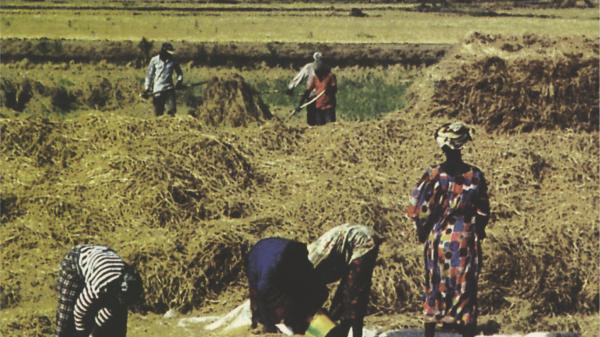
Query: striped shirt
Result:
<box><xmin>73</xmin><ymin>245</ymin><xmax>126</xmax><ymax>332</ymax></box>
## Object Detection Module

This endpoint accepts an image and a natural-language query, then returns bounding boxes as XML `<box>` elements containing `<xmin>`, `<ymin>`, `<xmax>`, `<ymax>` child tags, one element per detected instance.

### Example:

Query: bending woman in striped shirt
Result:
<box><xmin>55</xmin><ymin>245</ymin><xmax>143</xmax><ymax>337</ymax></box>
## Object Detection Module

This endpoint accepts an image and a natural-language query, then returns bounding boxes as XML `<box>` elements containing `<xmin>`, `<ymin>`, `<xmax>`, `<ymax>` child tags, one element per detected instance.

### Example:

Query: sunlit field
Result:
<box><xmin>0</xmin><ymin>3</ymin><xmax>597</xmax><ymax>43</ymax></box>
<box><xmin>0</xmin><ymin>1</ymin><xmax>598</xmax><ymax>337</ymax></box>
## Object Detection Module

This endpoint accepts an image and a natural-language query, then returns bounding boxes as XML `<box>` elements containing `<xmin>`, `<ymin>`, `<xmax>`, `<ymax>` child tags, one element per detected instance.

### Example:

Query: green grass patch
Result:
<box><xmin>0</xmin><ymin>63</ymin><xmax>415</xmax><ymax>120</ymax></box>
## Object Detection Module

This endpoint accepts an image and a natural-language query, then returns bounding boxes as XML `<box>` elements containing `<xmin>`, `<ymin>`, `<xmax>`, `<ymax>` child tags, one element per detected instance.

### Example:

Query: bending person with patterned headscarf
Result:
<box><xmin>406</xmin><ymin>122</ymin><xmax>490</xmax><ymax>337</ymax></box>
<box><xmin>307</xmin><ymin>224</ymin><xmax>382</xmax><ymax>337</ymax></box>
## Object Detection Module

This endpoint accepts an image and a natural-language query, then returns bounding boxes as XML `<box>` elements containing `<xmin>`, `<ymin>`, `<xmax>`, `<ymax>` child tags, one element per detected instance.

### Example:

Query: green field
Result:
<box><xmin>0</xmin><ymin>4</ymin><xmax>597</xmax><ymax>43</ymax></box>
<box><xmin>0</xmin><ymin>63</ymin><xmax>414</xmax><ymax>121</ymax></box>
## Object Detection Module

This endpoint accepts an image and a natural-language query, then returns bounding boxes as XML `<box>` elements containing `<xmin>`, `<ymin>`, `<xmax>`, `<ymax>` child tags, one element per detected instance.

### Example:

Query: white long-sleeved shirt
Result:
<box><xmin>287</xmin><ymin>61</ymin><xmax>317</xmax><ymax>91</ymax></box>
<box><xmin>144</xmin><ymin>55</ymin><xmax>183</xmax><ymax>94</ymax></box>
<box><xmin>73</xmin><ymin>245</ymin><xmax>126</xmax><ymax>332</ymax></box>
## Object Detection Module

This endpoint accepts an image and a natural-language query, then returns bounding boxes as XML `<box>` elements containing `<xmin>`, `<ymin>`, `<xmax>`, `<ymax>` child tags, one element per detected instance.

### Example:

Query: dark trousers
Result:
<box><xmin>326</xmin><ymin>107</ymin><xmax>336</xmax><ymax>123</ymax></box>
<box><xmin>306</xmin><ymin>103</ymin><xmax>318</xmax><ymax>126</ymax></box>
<box><xmin>152</xmin><ymin>90</ymin><xmax>176</xmax><ymax>116</ymax></box>
<box><xmin>310</xmin><ymin>107</ymin><xmax>336</xmax><ymax>126</ymax></box>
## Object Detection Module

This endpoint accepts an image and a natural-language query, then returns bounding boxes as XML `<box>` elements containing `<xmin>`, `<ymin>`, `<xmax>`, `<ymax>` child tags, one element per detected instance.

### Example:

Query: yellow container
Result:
<box><xmin>305</xmin><ymin>311</ymin><xmax>336</xmax><ymax>337</ymax></box>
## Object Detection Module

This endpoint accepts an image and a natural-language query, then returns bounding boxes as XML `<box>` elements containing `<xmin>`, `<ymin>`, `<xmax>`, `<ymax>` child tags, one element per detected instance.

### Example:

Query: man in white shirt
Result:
<box><xmin>143</xmin><ymin>42</ymin><xmax>184</xmax><ymax>116</ymax></box>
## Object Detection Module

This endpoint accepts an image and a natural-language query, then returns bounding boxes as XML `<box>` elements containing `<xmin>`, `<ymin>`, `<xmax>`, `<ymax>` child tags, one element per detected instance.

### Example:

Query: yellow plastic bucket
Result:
<box><xmin>305</xmin><ymin>311</ymin><xmax>336</xmax><ymax>337</ymax></box>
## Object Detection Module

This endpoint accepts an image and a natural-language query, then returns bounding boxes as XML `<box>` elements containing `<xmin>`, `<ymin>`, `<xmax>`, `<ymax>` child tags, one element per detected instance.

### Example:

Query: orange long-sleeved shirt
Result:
<box><xmin>307</xmin><ymin>72</ymin><xmax>337</xmax><ymax>110</ymax></box>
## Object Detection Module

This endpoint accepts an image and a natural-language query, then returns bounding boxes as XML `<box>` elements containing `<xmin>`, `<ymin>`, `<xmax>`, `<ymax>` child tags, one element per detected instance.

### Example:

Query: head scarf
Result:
<box><xmin>313</xmin><ymin>52</ymin><xmax>322</xmax><ymax>61</ymax></box>
<box><xmin>160</xmin><ymin>42</ymin><xmax>176</xmax><ymax>55</ymax></box>
<box><xmin>434</xmin><ymin>122</ymin><xmax>473</xmax><ymax>150</ymax></box>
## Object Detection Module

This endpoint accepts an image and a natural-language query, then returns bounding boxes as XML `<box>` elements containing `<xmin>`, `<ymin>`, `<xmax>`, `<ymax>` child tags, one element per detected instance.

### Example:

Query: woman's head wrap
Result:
<box><xmin>434</xmin><ymin>122</ymin><xmax>473</xmax><ymax>150</ymax></box>
<box><xmin>313</xmin><ymin>51</ymin><xmax>323</xmax><ymax>61</ymax></box>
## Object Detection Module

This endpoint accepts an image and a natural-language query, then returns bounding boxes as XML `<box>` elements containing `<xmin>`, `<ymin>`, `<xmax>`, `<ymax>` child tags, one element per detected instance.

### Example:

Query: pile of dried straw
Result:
<box><xmin>194</xmin><ymin>74</ymin><xmax>272</xmax><ymax>127</ymax></box>
<box><xmin>0</xmin><ymin>33</ymin><xmax>597</xmax><ymax>336</ymax></box>
<box><xmin>420</xmin><ymin>33</ymin><xmax>599</xmax><ymax>132</ymax></box>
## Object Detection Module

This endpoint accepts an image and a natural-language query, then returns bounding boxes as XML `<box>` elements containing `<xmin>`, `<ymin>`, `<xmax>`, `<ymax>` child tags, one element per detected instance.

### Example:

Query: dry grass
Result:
<box><xmin>413</xmin><ymin>33</ymin><xmax>599</xmax><ymax>132</ymax></box>
<box><xmin>0</xmin><ymin>33</ymin><xmax>597</xmax><ymax>336</ymax></box>
<box><xmin>0</xmin><ymin>63</ymin><xmax>414</xmax><ymax>121</ymax></box>
<box><xmin>194</xmin><ymin>75</ymin><xmax>272</xmax><ymax>127</ymax></box>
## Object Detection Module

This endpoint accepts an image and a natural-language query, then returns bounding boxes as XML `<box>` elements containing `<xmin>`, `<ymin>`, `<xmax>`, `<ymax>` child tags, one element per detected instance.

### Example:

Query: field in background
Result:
<box><xmin>0</xmin><ymin>63</ymin><xmax>414</xmax><ymax>121</ymax></box>
<box><xmin>0</xmin><ymin>3</ymin><xmax>597</xmax><ymax>43</ymax></box>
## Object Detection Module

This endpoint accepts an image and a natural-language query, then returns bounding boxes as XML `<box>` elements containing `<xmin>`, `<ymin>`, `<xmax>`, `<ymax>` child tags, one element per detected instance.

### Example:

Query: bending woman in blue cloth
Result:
<box><xmin>246</xmin><ymin>237</ymin><xmax>327</xmax><ymax>334</ymax></box>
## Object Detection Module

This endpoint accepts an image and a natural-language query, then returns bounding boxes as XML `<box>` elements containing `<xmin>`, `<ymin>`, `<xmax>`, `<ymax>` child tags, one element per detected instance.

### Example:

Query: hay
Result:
<box><xmin>194</xmin><ymin>74</ymin><xmax>272</xmax><ymax>127</ymax></box>
<box><xmin>0</xmin><ymin>78</ymin><xmax>33</xmax><ymax>112</ymax></box>
<box><xmin>415</xmin><ymin>33</ymin><xmax>599</xmax><ymax>132</ymax></box>
<box><xmin>0</xmin><ymin>73</ymin><xmax>273</xmax><ymax>128</ymax></box>
<box><xmin>120</xmin><ymin>221</ymin><xmax>253</xmax><ymax>313</ymax></box>
<box><xmin>1</xmin><ymin>311</ymin><xmax>53</xmax><ymax>337</ymax></box>
<box><xmin>1</xmin><ymin>111</ymin><xmax>597</xmax><ymax>335</ymax></box>
<box><xmin>0</xmin><ymin>34</ymin><xmax>597</xmax><ymax>336</ymax></box>
<box><xmin>0</xmin><ymin>75</ymin><xmax>138</xmax><ymax>114</ymax></box>
<box><xmin>0</xmin><ymin>115</ymin><xmax>260</xmax><ymax>316</ymax></box>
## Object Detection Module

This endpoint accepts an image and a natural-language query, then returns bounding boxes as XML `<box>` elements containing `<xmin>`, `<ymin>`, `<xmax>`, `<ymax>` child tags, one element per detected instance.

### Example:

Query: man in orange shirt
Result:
<box><xmin>297</xmin><ymin>62</ymin><xmax>337</xmax><ymax>126</ymax></box>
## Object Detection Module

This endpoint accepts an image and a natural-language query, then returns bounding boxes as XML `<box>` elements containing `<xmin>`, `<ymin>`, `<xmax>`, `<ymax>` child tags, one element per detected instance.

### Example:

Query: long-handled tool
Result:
<box><xmin>181</xmin><ymin>80</ymin><xmax>210</xmax><ymax>89</ymax></box>
<box><xmin>140</xmin><ymin>80</ymin><xmax>210</xmax><ymax>99</ymax></box>
<box><xmin>286</xmin><ymin>90</ymin><xmax>325</xmax><ymax>121</ymax></box>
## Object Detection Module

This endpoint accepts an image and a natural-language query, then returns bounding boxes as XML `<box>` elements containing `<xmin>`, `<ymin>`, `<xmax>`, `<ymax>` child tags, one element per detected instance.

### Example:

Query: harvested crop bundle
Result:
<box><xmin>194</xmin><ymin>74</ymin><xmax>272</xmax><ymax>127</ymax></box>
<box><xmin>0</xmin><ymin>75</ymin><xmax>136</xmax><ymax>114</ymax></box>
<box><xmin>417</xmin><ymin>33</ymin><xmax>599</xmax><ymax>132</ymax></box>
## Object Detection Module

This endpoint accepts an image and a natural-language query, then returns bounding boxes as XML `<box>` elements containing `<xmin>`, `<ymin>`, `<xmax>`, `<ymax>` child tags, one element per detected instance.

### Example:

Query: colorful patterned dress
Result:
<box><xmin>407</xmin><ymin>164</ymin><xmax>490</xmax><ymax>325</ymax></box>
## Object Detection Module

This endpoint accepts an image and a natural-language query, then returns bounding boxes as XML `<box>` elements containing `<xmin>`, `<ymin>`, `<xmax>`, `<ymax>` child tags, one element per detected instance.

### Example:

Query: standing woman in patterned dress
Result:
<box><xmin>407</xmin><ymin>122</ymin><xmax>490</xmax><ymax>337</ymax></box>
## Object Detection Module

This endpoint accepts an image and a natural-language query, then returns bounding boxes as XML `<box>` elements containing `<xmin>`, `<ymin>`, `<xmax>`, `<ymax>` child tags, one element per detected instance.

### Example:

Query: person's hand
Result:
<box><xmin>475</xmin><ymin>218</ymin><xmax>487</xmax><ymax>240</ymax></box>
<box><xmin>477</xmin><ymin>228</ymin><xmax>486</xmax><ymax>241</ymax></box>
<box><xmin>249</xmin><ymin>324</ymin><xmax>263</xmax><ymax>335</ymax></box>
<box><xmin>293</xmin><ymin>106</ymin><xmax>301</xmax><ymax>114</ymax></box>
<box><xmin>175</xmin><ymin>81</ymin><xmax>184</xmax><ymax>90</ymax></box>
<box><xmin>141</xmin><ymin>90</ymin><xmax>151</xmax><ymax>99</ymax></box>
<box><xmin>286</xmin><ymin>88</ymin><xmax>294</xmax><ymax>96</ymax></box>
<box><xmin>74</xmin><ymin>329</ymin><xmax>89</xmax><ymax>337</ymax></box>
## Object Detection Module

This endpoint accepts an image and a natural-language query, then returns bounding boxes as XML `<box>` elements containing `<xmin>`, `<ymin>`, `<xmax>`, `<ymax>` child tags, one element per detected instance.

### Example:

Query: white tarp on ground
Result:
<box><xmin>184</xmin><ymin>299</ymin><xmax>378</xmax><ymax>336</ymax></box>
<box><xmin>179</xmin><ymin>302</ymin><xmax>579</xmax><ymax>337</ymax></box>
<box><xmin>201</xmin><ymin>300</ymin><xmax>252</xmax><ymax>332</ymax></box>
